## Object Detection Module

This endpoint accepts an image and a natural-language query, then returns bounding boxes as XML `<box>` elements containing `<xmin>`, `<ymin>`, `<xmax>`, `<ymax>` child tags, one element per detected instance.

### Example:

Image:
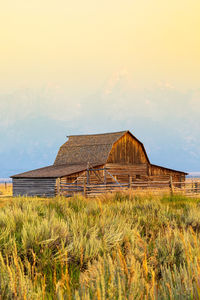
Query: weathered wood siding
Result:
<box><xmin>62</xmin><ymin>164</ymin><xmax>150</xmax><ymax>185</ymax></box>
<box><xmin>148</xmin><ymin>165</ymin><xmax>185</xmax><ymax>184</ymax></box>
<box><xmin>13</xmin><ymin>178</ymin><xmax>56</xmax><ymax>197</ymax></box>
<box><xmin>61</xmin><ymin>165</ymin><xmax>105</xmax><ymax>184</ymax></box>
<box><xmin>106</xmin><ymin>163</ymin><xmax>148</xmax><ymax>182</ymax></box>
<box><xmin>107</xmin><ymin>132</ymin><xmax>148</xmax><ymax>164</ymax></box>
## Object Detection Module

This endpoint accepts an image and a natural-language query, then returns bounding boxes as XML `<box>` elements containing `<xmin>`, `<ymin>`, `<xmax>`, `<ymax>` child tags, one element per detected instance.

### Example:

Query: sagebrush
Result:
<box><xmin>0</xmin><ymin>192</ymin><xmax>200</xmax><ymax>299</ymax></box>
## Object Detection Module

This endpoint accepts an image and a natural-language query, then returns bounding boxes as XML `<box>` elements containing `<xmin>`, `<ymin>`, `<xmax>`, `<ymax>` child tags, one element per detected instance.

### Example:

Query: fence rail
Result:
<box><xmin>2</xmin><ymin>179</ymin><xmax>200</xmax><ymax>198</ymax></box>
<box><xmin>57</xmin><ymin>178</ymin><xmax>200</xmax><ymax>198</ymax></box>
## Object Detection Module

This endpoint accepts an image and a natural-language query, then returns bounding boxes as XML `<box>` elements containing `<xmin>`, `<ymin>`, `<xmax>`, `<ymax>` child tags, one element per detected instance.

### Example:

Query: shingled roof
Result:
<box><xmin>54</xmin><ymin>131</ymin><xmax>130</xmax><ymax>166</ymax></box>
<box><xmin>12</xmin><ymin>131</ymin><xmax>135</xmax><ymax>178</ymax></box>
<box><xmin>11</xmin><ymin>130</ymin><xmax>187</xmax><ymax>178</ymax></box>
<box><xmin>11</xmin><ymin>163</ymin><xmax>102</xmax><ymax>178</ymax></box>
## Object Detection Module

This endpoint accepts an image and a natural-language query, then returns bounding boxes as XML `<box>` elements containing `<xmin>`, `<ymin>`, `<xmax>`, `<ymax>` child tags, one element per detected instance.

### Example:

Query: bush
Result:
<box><xmin>0</xmin><ymin>193</ymin><xmax>199</xmax><ymax>298</ymax></box>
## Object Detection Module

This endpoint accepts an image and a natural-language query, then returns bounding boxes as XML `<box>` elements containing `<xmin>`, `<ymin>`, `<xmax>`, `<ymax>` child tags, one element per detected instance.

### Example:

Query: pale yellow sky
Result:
<box><xmin>0</xmin><ymin>0</ymin><xmax>200</xmax><ymax>92</ymax></box>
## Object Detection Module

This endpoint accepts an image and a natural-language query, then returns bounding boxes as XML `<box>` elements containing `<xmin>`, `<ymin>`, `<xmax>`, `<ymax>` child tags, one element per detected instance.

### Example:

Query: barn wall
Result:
<box><xmin>148</xmin><ymin>165</ymin><xmax>185</xmax><ymax>182</ymax></box>
<box><xmin>107</xmin><ymin>132</ymin><xmax>148</xmax><ymax>164</ymax></box>
<box><xmin>61</xmin><ymin>165</ymin><xmax>105</xmax><ymax>184</ymax></box>
<box><xmin>62</xmin><ymin>163</ymin><xmax>149</xmax><ymax>185</ymax></box>
<box><xmin>61</xmin><ymin>163</ymin><xmax>186</xmax><ymax>186</ymax></box>
<box><xmin>106</xmin><ymin>163</ymin><xmax>148</xmax><ymax>183</ymax></box>
<box><xmin>13</xmin><ymin>178</ymin><xmax>56</xmax><ymax>197</ymax></box>
<box><xmin>61</xmin><ymin>171</ymin><xmax>85</xmax><ymax>184</ymax></box>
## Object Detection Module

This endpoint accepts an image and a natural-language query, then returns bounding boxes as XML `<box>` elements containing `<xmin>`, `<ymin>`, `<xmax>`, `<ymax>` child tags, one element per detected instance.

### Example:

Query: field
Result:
<box><xmin>0</xmin><ymin>183</ymin><xmax>12</xmax><ymax>195</ymax></box>
<box><xmin>0</xmin><ymin>183</ymin><xmax>12</xmax><ymax>208</ymax></box>
<box><xmin>0</xmin><ymin>191</ymin><xmax>200</xmax><ymax>299</ymax></box>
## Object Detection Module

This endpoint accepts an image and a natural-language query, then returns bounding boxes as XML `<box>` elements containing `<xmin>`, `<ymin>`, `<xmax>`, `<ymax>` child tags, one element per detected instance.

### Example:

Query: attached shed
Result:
<box><xmin>11</xmin><ymin>130</ymin><xmax>187</xmax><ymax>196</ymax></box>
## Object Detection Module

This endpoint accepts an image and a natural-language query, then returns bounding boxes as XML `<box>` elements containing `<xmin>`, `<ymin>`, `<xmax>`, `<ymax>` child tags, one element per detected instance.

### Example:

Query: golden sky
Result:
<box><xmin>0</xmin><ymin>0</ymin><xmax>200</xmax><ymax>92</ymax></box>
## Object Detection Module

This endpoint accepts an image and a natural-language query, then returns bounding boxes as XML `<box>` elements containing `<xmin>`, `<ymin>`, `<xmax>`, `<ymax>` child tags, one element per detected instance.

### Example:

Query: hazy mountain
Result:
<box><xmin>0</xmin><ymin>82</ymin><xmax>200</xmax><ymax>177</ymax></box>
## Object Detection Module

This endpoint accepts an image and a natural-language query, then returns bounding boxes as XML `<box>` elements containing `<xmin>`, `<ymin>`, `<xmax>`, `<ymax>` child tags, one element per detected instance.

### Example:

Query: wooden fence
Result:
<box><xmin>57</xmin><ymin>178</ymin><xmax>200</xmax><ymax>198</ymax></box>
<box><xmin>2</xmin><ymin>178</ymin><xmax>200</xmax><ymax>198</ymax></box>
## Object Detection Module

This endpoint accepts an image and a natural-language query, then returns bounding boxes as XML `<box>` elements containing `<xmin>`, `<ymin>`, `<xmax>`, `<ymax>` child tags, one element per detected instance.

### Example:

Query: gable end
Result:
<box><xmin>107</xmin><ymin>131</ymin><xmax>150</xmax><ymax>164</ymax></box>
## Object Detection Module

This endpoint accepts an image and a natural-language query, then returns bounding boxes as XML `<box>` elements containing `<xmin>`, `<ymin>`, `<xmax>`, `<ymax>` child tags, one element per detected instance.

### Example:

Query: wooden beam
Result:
<box><xmin>105</xmin><ymin>169</ymin><xmax>123</xmax><ymax>187</ymax></box>
<box><xmin>169</xmin><ymin>176</ymin><xmax>174</xmax><ymax>196</ymax></box>
<box><xmin>87</xmin><ymin>163</ymin><xmax>90</xmax><ymax>185</ymax></box>
<box><xmin>83</xmin><ymin>178</ymin><xmax>87</xmax><ymax>198</ymax></box>
<box><xmin>87</xmin><ymin>162</ymin><xmax>104</xmax><ymax>183</ymax></box>
<box><xmin>103</xmin><ymin>167</ymin><xmax>107</xmax><ymax>184</ymax></box>
<box><xmin>57</xmin><ymin>178</ymin><xmax>61</xmax><ymax>196</ymax></box>
<box><xmin>129</xmin><ymin>176</ymin><xmax>132</xmax><ymax>188</ymax></box>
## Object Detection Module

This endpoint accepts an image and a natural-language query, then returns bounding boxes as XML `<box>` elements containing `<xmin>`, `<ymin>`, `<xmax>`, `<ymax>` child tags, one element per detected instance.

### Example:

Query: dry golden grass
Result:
<box><xmin>0</xmin><ymin>183</ymin><xmax>12</xmax><ymax>208</ymax></box>
<box><xmin>0</xmin><ymin>183</ymin><xmax>12</xmax><ymax>196</ymax></box>
<box><xmin>0</xmin><ymin>191</ymin><xmax>200</xmax><ymax>298</ymax></box>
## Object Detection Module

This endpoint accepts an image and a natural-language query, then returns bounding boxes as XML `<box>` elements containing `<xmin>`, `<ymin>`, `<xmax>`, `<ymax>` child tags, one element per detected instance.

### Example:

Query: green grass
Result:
<box><xmin>0</xmin><ymin>192</ymin><xmax>200</xmax><ymax>299</ymax></box>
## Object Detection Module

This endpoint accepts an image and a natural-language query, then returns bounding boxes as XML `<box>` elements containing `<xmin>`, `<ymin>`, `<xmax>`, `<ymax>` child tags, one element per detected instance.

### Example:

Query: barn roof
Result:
<box><xmin>12</xmin><ymin>130</ymin><xmax>150</xmax><ymax>178</ymax></box>
<box><xmin>11</xmin><ymin>163</ymin><xmax>102</xmax><ymax>178</ymax></box>
<box><xmin>11</xmin><ymin>131</ymin><xmax>130</xmax><ymax>178</ymax></box>
<box><xmin>54</xmin><ymin>130</ymin><xmax>150</xmax><ymax>166</ymax></box>
<box><xmin>54</xmin><ymin>131</ymin><xmax>126</xmax><ymax>166</ymax></box>
<box><xmin>11</xmin><ymin>130</ymin><xmax>186</xmax><ymax>178</ymax></box>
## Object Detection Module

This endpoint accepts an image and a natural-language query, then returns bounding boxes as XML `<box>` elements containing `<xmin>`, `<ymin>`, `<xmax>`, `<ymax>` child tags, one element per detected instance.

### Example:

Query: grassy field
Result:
<box><xmin>0</xmin><ymin>191</ymin><xmax>200</xmax><ymax>299</ymax></box>
<box><xmin>0</xmin><ymin>183</ymin><xmax>12</xmax><ymax>196</ymax></box>
<box><xmin>0</xmin><ymin>183</ymin><xmax>12</xmax><ymax>208</ymax></box>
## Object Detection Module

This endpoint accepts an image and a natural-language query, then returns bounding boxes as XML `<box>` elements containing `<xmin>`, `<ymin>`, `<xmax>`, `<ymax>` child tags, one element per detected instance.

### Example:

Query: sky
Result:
<box><xmin>0</xmin><ymin>0</ymin><xmax>200</xmax><ymax>177</ymax></box>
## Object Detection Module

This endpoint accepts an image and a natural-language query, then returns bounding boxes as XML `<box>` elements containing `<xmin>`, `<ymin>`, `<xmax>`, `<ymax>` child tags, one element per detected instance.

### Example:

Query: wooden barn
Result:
<box><xmin>11</xmin><ymin>131</ymin><xmax>187</xmax><ymax>197</ymax></box>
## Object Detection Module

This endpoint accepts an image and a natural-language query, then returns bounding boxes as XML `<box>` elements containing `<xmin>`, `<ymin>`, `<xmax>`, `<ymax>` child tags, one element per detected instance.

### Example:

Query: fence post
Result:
<box><xmin>57</xmin><ymin>178</ymin><xmax>61</xmax><ymax>196</ymax></box>
<box><xmin>183</xmin><ymin>182</ymin><xmax>186</xmax><ymax>195</ymax></box>
<box><xmin>129</xmin><ymin>176</ymin><xmax>132</xmax><ymax>189</ymax></box>
<box><xmin>83</xmin><ymin>178</ymin><xmax>87</xmax><ymax>198</ymax></box>
<box><xmin>86</xmin><ymin>163</ymin><xmax>90</xmax><ymax>185</ymax></box>
<box><xmin>195</xmin><ymin>182</ymin><xmax>198</xmax><ymax>193</ymax></box>
<box><xmin>169</xmin><ymin>176</ymin><xmax>174</xmax><ymax>196</ymax></box>
<box><xmin>103</xmin><ymin>167</ymin><xmax>107</xmax><ymax>184</ymax></box>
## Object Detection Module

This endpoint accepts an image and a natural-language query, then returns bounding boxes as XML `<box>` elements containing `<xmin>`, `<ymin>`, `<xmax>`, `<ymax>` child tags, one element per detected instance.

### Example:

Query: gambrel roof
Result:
<box><xmin>11</xmin><ymin>130</ymin><xmax>149</xmax><ymax>178</ymax></box>
<box><xmin>54</xmin><ymin>130</ymin><xmax>150</xmax><ymax>166</ymax></box>
<box><xmin>11</xmin><ymin>130</ymin><xmax>186</xmax><ymax>178</ymax></box>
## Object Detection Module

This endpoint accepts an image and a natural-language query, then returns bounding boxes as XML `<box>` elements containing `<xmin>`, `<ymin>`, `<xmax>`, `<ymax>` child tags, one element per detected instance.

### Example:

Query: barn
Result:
<box><xmin>11</xmin><ymin>130</ymin><xmax>187</xmax><ymax>197</ymax></box>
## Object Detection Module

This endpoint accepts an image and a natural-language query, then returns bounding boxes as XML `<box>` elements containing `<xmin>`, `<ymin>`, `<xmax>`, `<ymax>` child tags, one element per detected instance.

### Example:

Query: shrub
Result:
<box><xmin>0</xmin><ymin>193</ymin><xmax>199</xmax><ymax>298</ymax></box>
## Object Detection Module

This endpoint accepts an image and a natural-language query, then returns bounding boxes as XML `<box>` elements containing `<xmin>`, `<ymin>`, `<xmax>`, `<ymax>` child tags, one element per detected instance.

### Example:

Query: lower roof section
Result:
<box><xmin>11</xmin><ymin>163</ymin><xmax>102</xmax><ymax>178</ymax></box>
<box><xmin>11</xmin><ymin>162</ymin><xmax>188</xmax><ymax>178</ymax></box>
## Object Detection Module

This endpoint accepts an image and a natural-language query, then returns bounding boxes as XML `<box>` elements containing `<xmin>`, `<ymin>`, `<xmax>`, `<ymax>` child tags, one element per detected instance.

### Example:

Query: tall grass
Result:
<box><xmin>0</xmin><ymin>192</ymin><xmax>200</xmax><ymax>298</ymax></box>
<box><xmin>0</xmin><ymin>183</ymin><xmax>12</xmax><ymax>196</ymax></box>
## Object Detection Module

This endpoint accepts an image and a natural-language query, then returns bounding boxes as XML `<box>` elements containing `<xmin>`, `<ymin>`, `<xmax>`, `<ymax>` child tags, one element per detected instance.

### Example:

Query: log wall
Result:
<box><xmin>61</xmin><ymin>165</ymin><xmax>105</xmax><ymax>184</ymax></box>
<box><xmin>148</xmin><ymin>165</ymin><xmax>186</xmax><ymax>186</ymax></box>
<box><xmin>105</xmin><ymin>163</ymin><xmax>148</xmax><ymax>182</ymax></box>
<box><xmin>62</xmin><ymin>163</ymin><xmax>149</xmax><ymax>185</ymax></box>
<box><xmin>13</xmin><ymin>178</ymin><xmax>56</xmax><ymax>197</ymax></box>
<box><xmin>61</xmin><ymin>163</ymin><xmax>185</xmax><ymax>186</ymax></box>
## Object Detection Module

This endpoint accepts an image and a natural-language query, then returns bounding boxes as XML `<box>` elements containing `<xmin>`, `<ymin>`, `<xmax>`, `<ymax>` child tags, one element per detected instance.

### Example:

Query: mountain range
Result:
<box><xmin>0</xmin><ymin>82</ymin><xmax>200</xmax><ymax>177</ymax></box>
